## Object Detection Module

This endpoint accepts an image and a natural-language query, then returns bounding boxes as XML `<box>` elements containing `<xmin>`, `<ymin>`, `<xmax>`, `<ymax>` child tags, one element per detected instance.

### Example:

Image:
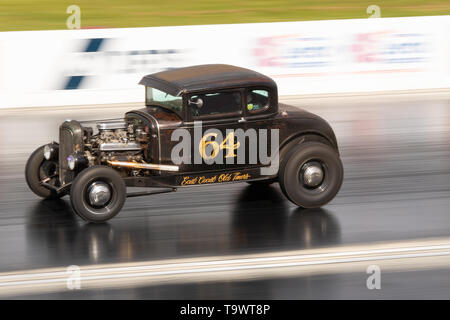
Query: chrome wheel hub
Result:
<box><xmin>301</xmin><ymin>161</ymin><xmax>324</xmax><ymax>188</ymax></box>
<box><xmin>87</xmin><ymin>182</ymin><xmax>111</xmax><ymax>207</ymax></box>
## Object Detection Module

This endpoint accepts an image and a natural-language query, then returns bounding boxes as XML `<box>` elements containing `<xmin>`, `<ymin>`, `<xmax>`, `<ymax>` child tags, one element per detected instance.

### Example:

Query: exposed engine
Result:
<box><xmin>57</xmin><ymin>117</ymin><xmax>176</xmax><ymax>186</ymax></box>
<box><xmin>83</xmin><ymin>119</ymin><xmax>149</xmax><ymax>169</ymax></box>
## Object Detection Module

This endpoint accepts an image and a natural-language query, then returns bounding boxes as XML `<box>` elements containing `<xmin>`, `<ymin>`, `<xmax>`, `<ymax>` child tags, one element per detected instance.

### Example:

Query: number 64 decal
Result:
<box><xmin>199</xmin><ymin>132</ymin><xmax>240</xmax><ymax>160</ymax></box>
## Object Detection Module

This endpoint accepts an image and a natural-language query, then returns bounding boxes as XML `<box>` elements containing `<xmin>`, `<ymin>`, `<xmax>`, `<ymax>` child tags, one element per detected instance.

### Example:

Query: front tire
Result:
<box><xmin>25</xmin><ymin>145</ymin><xmax>63</xmax><ymax>199</ymax></box>
<box><xmin>279</xmin><ymin>142</ymin><xmax>343</xmax><ymax>208</ymax></box>
<box><xmin>70</xmin><ymin>166</ymin><xmax>126</xmax><ymax>223</ymax></box>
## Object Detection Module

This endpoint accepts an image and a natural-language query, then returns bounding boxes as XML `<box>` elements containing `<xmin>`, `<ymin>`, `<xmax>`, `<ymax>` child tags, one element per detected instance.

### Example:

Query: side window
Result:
<box><xmin>246</xmin><ymin>89</ymin><xmax>269</xmax><ymax>113</ymax></box>
<box><xmin>189</xmin><ymin>91</ymin><xmax>242</xmax><ymax>118</ymax></box>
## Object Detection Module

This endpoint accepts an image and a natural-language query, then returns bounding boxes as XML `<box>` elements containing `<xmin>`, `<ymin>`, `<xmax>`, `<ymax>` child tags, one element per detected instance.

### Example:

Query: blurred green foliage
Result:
<box><xmin>1</xmin><ymin>0</ymin><xmax>449</xmax><ymax>31</ymax></box>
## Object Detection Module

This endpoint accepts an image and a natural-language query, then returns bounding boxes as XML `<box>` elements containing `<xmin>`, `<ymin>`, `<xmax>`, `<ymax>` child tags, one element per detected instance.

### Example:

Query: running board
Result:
<box><xmin>126</xmin><ymin>188</ymin><xmax>177</xmax><ymax>198</ymax></box>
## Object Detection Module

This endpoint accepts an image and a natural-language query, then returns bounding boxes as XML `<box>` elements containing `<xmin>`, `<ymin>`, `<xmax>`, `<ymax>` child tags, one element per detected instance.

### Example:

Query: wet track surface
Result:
<box><xmin>16</xmin><ymin>268</ymin><xmax>450</xmax><ymax>300</ymax></box>
<box><xmin>1</xmin><ymin>92</ymin><xmax>450</xmax><ymax>298</ymax></box>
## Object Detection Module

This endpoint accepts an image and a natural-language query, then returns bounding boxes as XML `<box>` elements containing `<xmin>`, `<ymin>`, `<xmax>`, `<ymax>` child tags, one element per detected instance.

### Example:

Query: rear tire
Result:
<box><xmin>279</xmin><ymin>142</ymin><xmax>343</xmax><ymax>208</ymax></box>
<box><xmin>25</xmin><ymin>145</ymin><xmax>63</xmax><ymax>199</ymax></box>
<box><xmin>70</xmin><ymin>166</ymin><xmax>126</xmax><ymax>223</ymax></box>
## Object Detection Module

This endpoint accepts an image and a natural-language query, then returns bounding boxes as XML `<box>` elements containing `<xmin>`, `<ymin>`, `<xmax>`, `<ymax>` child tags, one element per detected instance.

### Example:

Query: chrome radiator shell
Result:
<box><xmin>59</xmin><ymin>120</ymin><xmax>84</xmax><ymax>185</ymax></box>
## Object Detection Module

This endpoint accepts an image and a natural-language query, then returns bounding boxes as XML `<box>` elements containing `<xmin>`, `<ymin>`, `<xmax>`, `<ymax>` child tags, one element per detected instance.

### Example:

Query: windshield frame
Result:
<box><xmin>145</xmin><ymin>87</ymin><xmax>184</xmax><ymax>118</ymax></box>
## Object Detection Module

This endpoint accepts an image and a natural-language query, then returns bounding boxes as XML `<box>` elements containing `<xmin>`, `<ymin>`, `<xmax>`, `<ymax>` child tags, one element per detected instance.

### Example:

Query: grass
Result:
<box><xmin>0</xmin><ymin>0</ymin><xmax>449</xmax><ymax>31</ymax></box>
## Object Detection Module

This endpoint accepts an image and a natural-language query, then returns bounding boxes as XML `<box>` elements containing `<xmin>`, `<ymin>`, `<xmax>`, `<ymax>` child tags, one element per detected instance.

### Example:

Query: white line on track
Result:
<box><xmin>3</xmin><ymin>243</ymin><xmax>450</xmax><ymax>282</ymax></box>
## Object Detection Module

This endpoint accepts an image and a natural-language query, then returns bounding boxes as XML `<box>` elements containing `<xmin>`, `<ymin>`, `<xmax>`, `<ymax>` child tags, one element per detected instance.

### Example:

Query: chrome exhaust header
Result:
<box><xmin>107</xmin><ymin>160</ymin><xmax>179</xmax><ymax>172</ymax></box>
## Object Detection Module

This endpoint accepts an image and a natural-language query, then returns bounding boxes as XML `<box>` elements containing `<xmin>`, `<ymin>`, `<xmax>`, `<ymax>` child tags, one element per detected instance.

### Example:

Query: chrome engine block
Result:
<box><xmin>95</xmin><ymin>120</ymin><xmax>142</xmax><ymax>152</ymax></box>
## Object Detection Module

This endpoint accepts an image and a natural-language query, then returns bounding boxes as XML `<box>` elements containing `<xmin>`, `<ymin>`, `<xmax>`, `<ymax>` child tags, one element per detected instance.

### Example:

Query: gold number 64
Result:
<box><xmin>199</xmin><ymin>132</ymin><xmax>240</xmax><ymax>160</ymax></box>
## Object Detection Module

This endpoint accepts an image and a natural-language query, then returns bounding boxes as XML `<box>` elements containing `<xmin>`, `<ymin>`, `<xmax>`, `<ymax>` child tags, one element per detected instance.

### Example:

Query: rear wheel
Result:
<box><xmin>70</xmin><ymin>166</ymin><xmax>126</xmax><ymax>223</ymax></box>
<box><xmin>25</xmin><ymin>145</ymin><xmax>64</xmax><ymax>199</ymax></box>
<box><xmin>279</xmin><ymin>142</ymin><xmax>343</xmax><ymax>208</ymax></box>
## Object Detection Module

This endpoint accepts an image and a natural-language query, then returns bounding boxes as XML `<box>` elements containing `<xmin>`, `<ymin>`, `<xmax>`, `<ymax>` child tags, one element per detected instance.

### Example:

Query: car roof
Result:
<box><xmin>139</xmin><ymin>64</ymin><xmax>277</xmax><ymax>96</ymax></box>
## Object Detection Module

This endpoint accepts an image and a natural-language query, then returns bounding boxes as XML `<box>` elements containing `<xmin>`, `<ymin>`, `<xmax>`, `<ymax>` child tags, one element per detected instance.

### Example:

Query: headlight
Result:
<box><xmin>67</xmin><ymin>155</ymin><xmax>76</xmax><ymax>170</ymax></box>
<box><xmin>67</xmin><ymin>153</ymin><xmax>87</xmax><ymax>171</ymax></box>
<box><xmin>43</xmin><ymin>143</ymin><xmax>58</xmax><ymax>160</ymax></box>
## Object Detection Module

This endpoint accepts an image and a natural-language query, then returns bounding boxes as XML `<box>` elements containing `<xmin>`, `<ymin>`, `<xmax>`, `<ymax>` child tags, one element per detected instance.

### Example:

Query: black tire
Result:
<box><xmin>25</xmin><ymin>145</ymin><xmax>63</xmax><ymax>199</ymax></box>
<box><xmin>70</xmin><ymin>166</ymin><xmax>126</xmax><ymax>223</ymax></box>
<box><xmin>279</xmin><ymin>142</ymin><xmax>343</xmax><ymax>208</ymax></box>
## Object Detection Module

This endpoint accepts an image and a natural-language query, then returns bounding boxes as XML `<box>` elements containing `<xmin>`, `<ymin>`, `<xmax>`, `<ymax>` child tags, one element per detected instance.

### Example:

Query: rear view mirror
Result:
<box><xmin>189</xmin><ymin>97</ymin><xmax>203</xmax><ymax>109</ymax></box>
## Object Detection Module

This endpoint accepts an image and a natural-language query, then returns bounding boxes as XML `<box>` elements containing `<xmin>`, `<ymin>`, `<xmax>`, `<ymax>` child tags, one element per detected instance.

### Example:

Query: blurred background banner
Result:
<box><xmin>0</xmin><ymin>15</ymin><xmax>448</xmax><ymax>108</ymax></box>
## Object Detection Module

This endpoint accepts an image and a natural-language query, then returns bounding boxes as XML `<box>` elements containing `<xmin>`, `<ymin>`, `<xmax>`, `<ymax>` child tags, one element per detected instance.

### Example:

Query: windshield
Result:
<box><xmin>145</xmin><ymin>87</ymin><xmax>183</xmax><ymax>116</ymax></box>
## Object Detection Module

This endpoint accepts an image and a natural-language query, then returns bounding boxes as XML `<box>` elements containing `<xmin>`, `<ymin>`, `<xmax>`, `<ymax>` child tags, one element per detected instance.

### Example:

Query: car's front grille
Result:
<box><xmin>59</xmin><ymin>127</ymin><xmax>75</xmax><ymax>185</ymax></box>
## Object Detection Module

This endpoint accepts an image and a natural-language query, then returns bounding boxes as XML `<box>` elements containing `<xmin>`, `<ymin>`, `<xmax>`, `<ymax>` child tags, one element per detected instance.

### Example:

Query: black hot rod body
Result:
<box><xmin>25</xmin><ymin>64</ymin><xmax>343</xmax><ymax>222</ymax></box>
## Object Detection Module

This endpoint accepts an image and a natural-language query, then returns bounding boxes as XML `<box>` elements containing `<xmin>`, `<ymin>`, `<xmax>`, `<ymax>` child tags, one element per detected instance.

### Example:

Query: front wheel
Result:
<box><xmin>25</xmin><ymin>145</ymin><xmax>64</xmax><ymax>199</ymax></box>
<box><xmin>279</xmin><ymin>142</ymin><xmax>343</xmax><ymax>208</ymax></box>
<box><xmin>70</xmin><ymin>166</ymin><xmax>126</xmax><ymax>223</ymax></box>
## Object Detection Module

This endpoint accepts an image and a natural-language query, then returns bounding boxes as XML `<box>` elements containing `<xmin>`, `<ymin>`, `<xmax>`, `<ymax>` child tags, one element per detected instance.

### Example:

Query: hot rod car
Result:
<box><xmin>25</xmin><ymin>64</ymin><xmax>343</xmax><ymax>223</ymax></box>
